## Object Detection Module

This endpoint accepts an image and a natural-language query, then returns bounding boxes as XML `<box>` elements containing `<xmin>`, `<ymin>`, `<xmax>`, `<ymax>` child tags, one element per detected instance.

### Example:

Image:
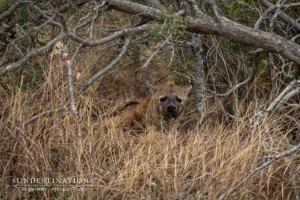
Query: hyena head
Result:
<box><xmin>149</xmin><ymin>81</ymin><xmax>192</xmax><ymax>120</ymax></box>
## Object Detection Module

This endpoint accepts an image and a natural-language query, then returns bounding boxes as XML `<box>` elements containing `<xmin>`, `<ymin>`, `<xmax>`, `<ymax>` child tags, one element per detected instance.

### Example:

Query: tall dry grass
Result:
<box><xmin>0</xmin><ymin>55</ymin><xmax>299</xmax><ymax>200</ymax></box>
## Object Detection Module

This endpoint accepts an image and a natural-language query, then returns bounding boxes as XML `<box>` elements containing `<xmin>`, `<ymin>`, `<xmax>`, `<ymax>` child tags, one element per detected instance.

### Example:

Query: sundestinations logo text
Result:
<box><xmin>11</xmin><ymin>177</ymin><xmax>94</xmax><ymax>185</ymax></box>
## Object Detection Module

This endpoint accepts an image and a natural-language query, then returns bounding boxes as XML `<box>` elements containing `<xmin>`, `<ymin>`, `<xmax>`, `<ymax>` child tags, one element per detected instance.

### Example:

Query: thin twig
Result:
<box><xmin>213</xmin><ymin>63</ymin><xmax>257</xmax><ymax>97</ymax></box>
<box><xmin>269</xmin><ymin>0</ymin><xmax>288</xmax><ymax>32</ymax></box>
<box><xmin>0</xmin><ymin>34</ymin><xmax>67</xmax><ymax>76</ymax></box>
<box><xmin>252</xmin><ymin>80</ymin><xmax>299</xmax><ymax>125</ymax></box>
<box><xmin>166</xmin><ymin>44</ymin><xmax>175</xmax><ymax>69</ymax></box>
<box><xmin>0</xmin><ymin>0</ymin><xmax>23</xmax><ymax>22</ymax></box>
<box><xmin>260</xmin><ymin>0</ymin><xmax>300</xmax><ymax>32</ymax></box>
<box><xmin>88</xmin><ymin>1</ymin><xmax>106</xmax><ymax>37</ymax></box>
<box><xmin>266</xmin><ymin>80</ymin><xmax>299</xmax><ymax>112</ymax></box>
<box><xmin>254</xmin><ymin>5</ymin><xmax>277</xmax><ymax>30</ymax></box>
<box><xmin>147</xmin><ymin>0</ymin><xmax>164</xmax><ymax>9</ymax></box>
<box><xmin>67</xmin><ymin>24</ymin><xmax>151</xmax><ymax>47</ymax></box>
<box><xmin>291</xmin><ymin>34</ymin><xmax>300</xmax><ymax>42</ymax></box>
<box><xmin>186</xmin><ymin>0</ymin><xmax>203</xmax><ymax>16</ymax></box>
<box><xmin>139</xmin><ymin>35</ymin><xmax>171</xmax><ymax>70</ymax></box>
<box><xmin>211</xmin><ymin>0</ymin><xmax>222</xmax><ymax>19</ymax></box>
<box><xmin>65</xmin><ymin>44</ymin><xmax>83</xmax><ymax>173</ymax></box>
<box><xmin>218</xmin><ymin>141</ymin><xmax>300</xmax><ymax>200</ymax></box>
<box><xmin>23</xmin><ymin>107</ymin><xmax>66</xmax><ymax>126</ymax></box>
<box><xmin>78</xmin><ymin>37</ymin><xmax>131</xmax><ymax>95</ymax></box>
<box><xmin>23</xmin><ymin>38</ymin><xmax>131</xmax><ymax>125</ymax></box>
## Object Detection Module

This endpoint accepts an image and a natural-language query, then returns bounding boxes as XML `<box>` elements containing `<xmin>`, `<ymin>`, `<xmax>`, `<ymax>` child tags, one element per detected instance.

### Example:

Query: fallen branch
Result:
<box><xmin>106</xmin><ymin>0</ymin><xmax>300</xmax><ymax>65</ymax></box>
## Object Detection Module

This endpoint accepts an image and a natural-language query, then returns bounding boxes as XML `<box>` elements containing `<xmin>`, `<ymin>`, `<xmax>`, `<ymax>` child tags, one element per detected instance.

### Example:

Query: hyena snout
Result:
<box><xmin>164</xmin><ymin>102</ymin><xmax>180</xmax><ymax>118</ymax></box>
<box><xmin>167</xmin><ymin>104</ymin><xmax>176</xmax><ymax>113</ymax></box>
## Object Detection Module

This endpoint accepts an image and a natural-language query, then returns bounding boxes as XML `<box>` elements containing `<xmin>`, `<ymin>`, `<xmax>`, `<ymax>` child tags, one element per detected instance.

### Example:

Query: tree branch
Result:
<box><xmin>23</xmin><ymin>107</ymin><xmax>66</xmax><ymax>126</ymax></box>
<box><xmin>67</xmin><ymin>24</ymin><xmax>151</xmax><ymax>47</ymax></box>
<box><xmin>105</xmin><ymin>0</ymin><xmax>300</xmax><ymax>65</ymax></box>
<box><xmin>0</xmin><ymin>34</ymin><xmax>66</xmax><ymax>75</ymax></box>
<box><xmin>23</xmin><ymin>38</ymin><xmax>131</xmax><ymax>126</ymax></box>
<box><xmin>66</xmin><ymin>44</ymin><xmax>83</xmax><ymax>173</ymax></box>
<box><xmin>260</xmin><ymin>0</ymin><xmax>300</xmax><ymax>33</ymax></box>
<box><xmin>214</xmin><ymin>65</ymin><xmax>257</xmax><ymax>97</ymax></box>
<box><xmin>266</xmin><ymin>80</ymin><xmax>299</xmax><ymax>112</ymax></box>
<box><xmin>218</xmin><ymin>141</ymin><xmax>300</xmax><ymax>200</ymax></box>
<box><xmin>0</xmin><ymin>0</ymin><xmax>23</xmax><ymax>22</ymax></box>
<box><xmin>139</xmin><ymin>36</ymin><xmax>170</xmax><ymax>69</ymax></box>
<box><xmin>77</xmin><ymin>37</ymin><xmax>131</xmax><ymax>95</ymax></box>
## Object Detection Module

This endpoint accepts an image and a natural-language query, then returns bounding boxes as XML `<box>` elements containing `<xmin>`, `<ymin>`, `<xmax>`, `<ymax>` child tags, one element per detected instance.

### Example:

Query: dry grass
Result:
<box><xmin>1</xmin><ymin>55</ymin><xmax>300</xmax><ymax>200</ymax></box>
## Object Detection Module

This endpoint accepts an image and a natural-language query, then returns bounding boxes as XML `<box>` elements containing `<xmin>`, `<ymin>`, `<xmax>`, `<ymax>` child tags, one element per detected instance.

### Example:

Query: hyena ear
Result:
<box><xmin>184</xmin><ymin>85</ymin><xmax>192</xmax><ymax>95</ymax></box>
<box><xmin>146</xmin><ymin>80</ymin><xmax>156</xmax><ymax>93</ymax></box>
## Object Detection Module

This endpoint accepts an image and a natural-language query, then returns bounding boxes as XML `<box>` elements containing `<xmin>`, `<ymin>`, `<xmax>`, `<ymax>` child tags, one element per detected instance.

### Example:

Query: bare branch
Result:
<box><xmin>211</xmin><ymin>0</ymin><xmax>222</xmax><ymax>19</ymax></box>
<box><xmin>254</xmin><ymin>5</ymin><xmax>277</xmax><ymax>30</ymax></box>
<box><xmin>76</xmin><ymin>37</ymin><xmax>131</xmax><ymax>96</ymax></box>
<box><xmin>106</xmin><ymin>0</ymin><xmax>300</xmax><ymax>65</ymax></box>
<box><xmin>252</xmin><ymin>80</ymin><xmax>300</xmax><ymax>124</ymax></box>
<box><xmin>23</xmin><ymin>38</ymin><xmax>131</xmax><ymax>126</ymax></box>
<box><xmin>284</xmin><ymin>3</ymin><xmax>300</xmax><ymax>8</ymax></box>
<box><xmin>291</xmin><ymin>34</ymin><xmax>300</xmax><ymax>42</ymax></box>
<box><xmin>0</xmin><ymin>0</ymin><xmax>23</xmax><ymax>22</ymax></box>
<box><xmin>67</xmin><ymin>24</ymin><xmax>151</xmax><ymax>47</ymax></box>
<box><xmin>0</xmin><ymin>15</ymin><xmax>58</xmax><ymax>64</ymax></box>
<box><xmin>66</xmin><ymin>44</ymin><xmax>83</xmax><ymax>173</ymax></box>
<box><xmin>0</xmin><ymin>34</ymin><xmax>66</xmax><ymax>76</ymax></box>
<box><xmin>88</xmin><ymin>1</ymin><xmax>106</xmax><ymax>37</ymax></box>
<box><xmin>266</xmin><ymin>80</ymin><xmax>299</xmax><ymax>112</ymax></box>
<box><xmin>147</xmin><ymin>0</ymin><xmax>164</xmax><ymax>9</ymax></box>
<box><xmin>280</xmin><ymin>85</ymin><xmax>300</xmax><ymax>106</ymax></box>
<box><xmin>260</xmin><ymin>0</ymin><xmax>300</xmax><ymax>33</ymax></box>
<box><xmin>140</xmin><ymin>36</ymin><xmax>170</xmax><ymax>69</ymax></box>
<box><xmin>1</xmin><ymin>16</ymin><xmax>150</xmax><ymax>76</ymax></box>
<box><xmin>218</xmin><ymin>141</ymin><xmax>300</xmax><ymax>200</ymax></box>
<box><xmin>186</xmin><ymin>0</ymin><xmax>203</xmax><ymax>16</ymax></box>
<box><xmin>23</xmin><ymin>107</ymin><xmax>66</xmax><ymax>126</ymax></box>
<box><xmin>23</xmin><ymin>35</ymin><xmax>130</xmax><ymax>126</ymax></box>
<box><xmin>106</xmin><ymin>0</ymin><xmax>163</xmax><ymax>21</ymax></box>
<box><xmin>269</xmin><ymin>0</ymin><xmax>288</xmax><ymax>32</ymax></box>
<box><xmin>29</xmin><ymin>3</ymin><xmax>62</xmax><ymax>28</ymax></box>
<box><xmin>214</xmin><ymin>58</ymin><xmax>258</xmax><ymax>97</ymax></box>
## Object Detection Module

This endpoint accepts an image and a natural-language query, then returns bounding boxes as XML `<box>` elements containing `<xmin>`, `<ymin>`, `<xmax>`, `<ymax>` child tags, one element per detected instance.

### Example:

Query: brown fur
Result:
<box><xmin>119</xmin><ymin>81</ymin><xmax>192</xmax><ymax>131</ymax></box>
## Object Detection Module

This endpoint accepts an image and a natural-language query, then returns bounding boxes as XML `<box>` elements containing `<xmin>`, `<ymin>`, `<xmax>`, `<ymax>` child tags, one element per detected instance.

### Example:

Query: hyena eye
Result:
<box><xmin>160</xmin><ymin>96</ymin><xmax>167</xmax><ymax>102</ymax></box>
<box><xmin>176</xmin><ymin>97</ymin><xmax>182</xmax><ymax>103</ymax></box>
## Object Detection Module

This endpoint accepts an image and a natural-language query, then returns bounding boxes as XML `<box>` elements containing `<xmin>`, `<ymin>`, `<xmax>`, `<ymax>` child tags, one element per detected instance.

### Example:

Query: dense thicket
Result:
<box><xmin>1</xmin><ymin>0</ymin><xmax>300</xmax><ymax>199</ymax></box>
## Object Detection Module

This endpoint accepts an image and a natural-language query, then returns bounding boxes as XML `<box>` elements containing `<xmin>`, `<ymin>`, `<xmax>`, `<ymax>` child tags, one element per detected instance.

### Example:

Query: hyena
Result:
<box><xmin>119</xmin><ymin>80</ymin><xmax>192</xmax><ymax>131</ymax></box>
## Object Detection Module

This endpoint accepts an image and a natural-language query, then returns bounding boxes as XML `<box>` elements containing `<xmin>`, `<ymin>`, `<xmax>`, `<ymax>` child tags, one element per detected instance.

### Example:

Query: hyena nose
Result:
<box><xmin>167</xmin><ymin>105</ymin><xmax>176</xmax><ymax>112</ymax></box>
